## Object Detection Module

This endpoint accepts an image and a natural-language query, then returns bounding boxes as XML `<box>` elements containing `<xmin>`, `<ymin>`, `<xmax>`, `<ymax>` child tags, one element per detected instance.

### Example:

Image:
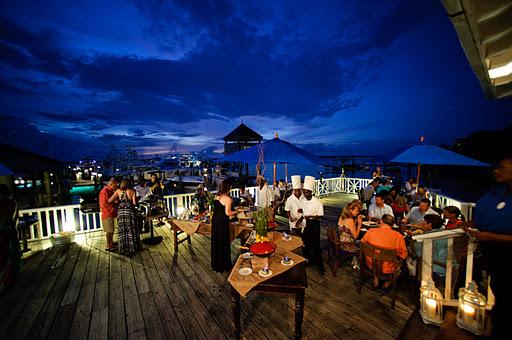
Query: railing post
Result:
<box><xmin>445</xmin><ymin>238</ymin><xmax>454</xmax><ymax>299</ymax></box>
<box><xmin>421</xmin><ymin>239</ymin><xmax>434</xmax><ymax>286</ymax></box>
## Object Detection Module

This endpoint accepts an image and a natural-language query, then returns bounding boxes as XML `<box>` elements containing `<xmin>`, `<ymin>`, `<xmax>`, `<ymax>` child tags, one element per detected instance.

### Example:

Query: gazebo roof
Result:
<box><xmin>223</xmin><ymin>123</ymin><xmax>263</xmax><ymax>142</ymax></box>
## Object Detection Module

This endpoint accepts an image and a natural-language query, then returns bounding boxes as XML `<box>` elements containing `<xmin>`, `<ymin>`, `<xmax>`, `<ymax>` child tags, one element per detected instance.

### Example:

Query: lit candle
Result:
<box><xmin>426</xmin><ymin>298</ymin><xmax>437</xmax><ymax>315</ymax></box>
<box><xmin>462</xmin><ymin>303</ymin><xmax>475</xmax><ymax>321</ymax></box>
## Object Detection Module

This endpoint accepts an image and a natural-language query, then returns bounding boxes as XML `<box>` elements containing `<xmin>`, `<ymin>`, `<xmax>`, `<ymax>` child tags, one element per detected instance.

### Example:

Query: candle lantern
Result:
<box><xmin>420</xmin><ymin>281</ymin><xmax>443</xmax><ymax>325</ymax></box>
<box><xmin>456</xmin><ymin>282</ymin><xmax>486</xmax><ymax>335</ymax></box>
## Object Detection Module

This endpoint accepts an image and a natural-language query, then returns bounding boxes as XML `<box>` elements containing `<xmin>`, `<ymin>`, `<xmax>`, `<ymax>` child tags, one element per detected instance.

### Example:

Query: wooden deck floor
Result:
<box><xmin>0</xmin><ymin>194</ymin><xmax>416</xmax><ymax>340</ymax></box>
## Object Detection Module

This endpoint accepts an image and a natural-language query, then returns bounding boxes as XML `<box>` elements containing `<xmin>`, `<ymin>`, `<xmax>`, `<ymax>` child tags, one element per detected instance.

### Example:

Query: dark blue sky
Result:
<box><xmin>0</xmin><ymin>0</ymin><xmax>511</xmax><ymax>160</ymax></box>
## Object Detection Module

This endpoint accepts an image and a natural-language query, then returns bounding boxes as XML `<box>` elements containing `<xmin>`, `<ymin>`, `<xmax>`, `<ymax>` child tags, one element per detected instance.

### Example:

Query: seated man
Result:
<box><xmin>134</xmin><ymin>179</ymin><xmax>151</xmax><ymax>202</ymax></box>
<box><xmin>402</xmin><ymin>198</ymin><xmax>439</xmax><ymax>226</ymax></box>
<box><xmin>368</xmin><ymin>193</ymin><xmax>394</xmax><ymax>221</ymax></box>
<box><xmin>413</xmin><ymin>214</ymin><xmax>455</xmax><ymax>278</ymax></box>
<box><xmin>443</xmin><ymin>206</ymin><xmax>463</xmax><ymax>229</ymax></box>
<box><xmin>361</xmin><ymin>214</ymin><xmax>408</xmax><ymax>287</ymax></box>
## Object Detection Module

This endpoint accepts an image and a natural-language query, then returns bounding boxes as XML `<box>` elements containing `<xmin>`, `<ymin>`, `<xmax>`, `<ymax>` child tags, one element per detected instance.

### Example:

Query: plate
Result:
<box><xmin>281</xmin><ymin>259</ymin><xmax>294</xmax><ymax>267</ymax></box>
<box><xmin>258</xmin><ymin>269</ymin><xmax>273</xmax><ymax>277</ymax></box>
<box><xmin>239</xmin><ymin>267</ymin><xmax>253</xmax><ymax>276</ymax></box>
<box><xmin>242</xmin><ymin>252</ymin><xmax>252</xmax><ymax>259</ymax></box>
<box><xmin>245</xmin><ymin>223</ymin><xmax>254</xmax><ymax>227</ymax></box>
<box><xmin>360</xmin><ymin>228</ymin><xmax>368</xmax><ymax>232</ymax></box>
<box><xmin>282</xmin><ymin>236</ymin><xmax>291</xmax><ymax>241</ymax></box>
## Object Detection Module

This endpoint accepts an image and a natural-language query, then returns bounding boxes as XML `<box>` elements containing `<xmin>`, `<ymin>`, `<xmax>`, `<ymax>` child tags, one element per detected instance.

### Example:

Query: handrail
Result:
<box><xmin>413</xmin><ymin>230</ymin><xmax>494</xmax><ymax>309</ymax></box>
<box><xmin>18</xmin><ymin>176</ymin><xmax>470</xmax><ymax>244</ymax></box>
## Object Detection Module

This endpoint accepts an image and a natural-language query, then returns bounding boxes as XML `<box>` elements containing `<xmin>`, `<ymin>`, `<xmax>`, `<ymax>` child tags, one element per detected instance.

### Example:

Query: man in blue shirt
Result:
<box><xmin>467</xmin><ymin>156</ymin><xmax>512</xmax><ymax>338</ymax></box>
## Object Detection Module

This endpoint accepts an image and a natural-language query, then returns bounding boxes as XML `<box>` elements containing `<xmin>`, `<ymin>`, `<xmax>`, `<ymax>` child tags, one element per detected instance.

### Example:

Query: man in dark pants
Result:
<box><xmin>301</xmin><ymin>176</ymin><xmax>325</xmax><ymax>274</ymax></box>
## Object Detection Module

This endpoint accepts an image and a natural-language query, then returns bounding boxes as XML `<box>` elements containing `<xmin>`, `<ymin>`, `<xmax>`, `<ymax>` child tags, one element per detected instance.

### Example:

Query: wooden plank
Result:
<box><xmin>139</xmin><ymin>249</ymin><xmax>188</xmax><ymax>339</ymax></box>
<box><xmin>48</xmin><ymin>239</ymin><xmax>93</xmax><ymax>340</ymax></box>
<box><xmin>138</xmin><ymin>291</ymin><xmax>167</xmax><ymax>340</ymax></box>
<box><xmin>26</xmin><ymin>243</ymin><xmax>82</xmax><ymax>339</ymax></box>
<box><xmin>5</xmin><ymin>243</ymin><xmax>74</xmax><ymax>339</ymax></box>
<box><xmin>108</xmin><ymin>252</ymin><xmax>127</xmax><ymax>340</ymax></box>
<box><xmin>89</xmin><ymin>242</ymin><xmax>110</xmax><ymax>340</ymax></box>
<box><xmin>147</xmin><ymin>248</ymin><xmax>208</xmax><ymax>339</ymax></box>
<box><xmin>119</xmin><ymin>256</ymin><xmax>147</xmax><ymax>340</ymax></box>
<box><xmin>0</xmin><ymin>244</ymin><xmax>69</xmax><ymax>338</ymax></box>
<box><xmin>68</xmin><ymin>237</ymin><xmax>101</xmax><ymax>340</ymax></box>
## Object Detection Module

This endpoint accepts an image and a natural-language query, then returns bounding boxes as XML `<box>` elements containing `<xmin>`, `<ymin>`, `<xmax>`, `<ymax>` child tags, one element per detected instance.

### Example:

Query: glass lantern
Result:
<box><xmin>456</xmin><ymin>282</ymin><xmax>486</xmax><ymax>335</ymax></box>
<box><xmin>420</xmin><ymin>281</ymin><xmax>443</xmax><ymax>325</ymax></box>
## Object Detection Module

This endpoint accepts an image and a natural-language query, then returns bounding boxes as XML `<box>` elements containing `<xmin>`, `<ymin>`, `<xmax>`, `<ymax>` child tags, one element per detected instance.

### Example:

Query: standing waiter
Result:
<box><xmin>301</xmin><ymin>176</ymin><xmax>325</xmax><ymax>274</ymax></box>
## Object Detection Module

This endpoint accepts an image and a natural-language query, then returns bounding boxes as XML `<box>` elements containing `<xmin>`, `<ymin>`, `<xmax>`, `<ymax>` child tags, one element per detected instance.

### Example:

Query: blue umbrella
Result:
<box><xmin>220</xmin><ymin>136</ymin><xmax>321</xmax><ymax>183</ymax></box>
<box><xmin>389</xmin><ymin>144</ymin><xmax>489</xmax><ymax>187</ymax></box>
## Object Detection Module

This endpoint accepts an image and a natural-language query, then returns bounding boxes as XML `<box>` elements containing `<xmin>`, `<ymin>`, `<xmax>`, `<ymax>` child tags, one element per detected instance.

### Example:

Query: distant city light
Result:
<box><xmin>488</xmin><ymin>61</ymin><xmax>512</xmax><ymax>79</ymax></box>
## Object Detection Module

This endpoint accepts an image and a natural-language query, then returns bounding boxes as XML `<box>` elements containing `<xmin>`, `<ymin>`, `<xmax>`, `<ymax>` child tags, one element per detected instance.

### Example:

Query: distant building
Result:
<box><xmin>223</xmin><ymin>123</ymin><xmax>263</xmax><ymax>155</ymax></box>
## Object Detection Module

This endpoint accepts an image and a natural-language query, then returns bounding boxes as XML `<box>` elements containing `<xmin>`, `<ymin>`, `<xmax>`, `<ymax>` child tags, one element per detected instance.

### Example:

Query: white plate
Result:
<box><xmin>245</xmin><ymin>223</ymin><xmax>254</xmax><ymax>227</ymax></box>
<box><xmin>242</xmin><ymin>252</ymin><xmax>252</xmax><ymax>259</ymax></box>
<box><xmin>258</xmin><ymin>269</ymin><xmax>273</xmax><ymax>277</ymax></box>
<box><xmin>239</xmin><ymin>267</ymin><xmax>253</xmax><ymax>276</ymax></box>
<box><xmin>281</xmin><ymin>259</ymin><xmax>294</xmax><ymax>267</ymax></box>
<box><xmin>282</xmin><ymin>236</ymin><xmax>291</xmax><ymax>241</ymax></box>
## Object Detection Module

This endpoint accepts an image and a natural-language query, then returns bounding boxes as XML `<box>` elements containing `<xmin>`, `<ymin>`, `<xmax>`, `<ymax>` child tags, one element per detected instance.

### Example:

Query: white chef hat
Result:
<box><xmin>291</xmin><ymin>175</ymin><xmax>302</xmax><ymax>189</ymax></box>
<box><xmin>303</xmin><ymin>176</ymin><xmax>315</xmax><ymax>191</ymax></box>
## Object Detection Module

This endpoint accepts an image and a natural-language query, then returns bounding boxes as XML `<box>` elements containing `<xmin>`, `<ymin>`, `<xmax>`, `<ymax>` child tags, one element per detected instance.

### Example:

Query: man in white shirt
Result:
<box><xmin>402</xmin><ymin>198</ymin><xmax>439</xmax><ymax>225</ymax></box>
<box><xmin>285</xmin><ymin>175</ymin><xmax>305</xmax><ymax>233</ymax></box>
<box><xmin>256</xmin><ymin>176</ymin><xmax>273</xmax><ymax>218</ymax></box>
<box><xmin>302</xmin><ymin>176</ymin><xmax>325</xmax><ymax>274</ymax></box>
<box><xmin>368</xmin><ymin>193</ymin><xmax>394</xmax><ymax>221</ymax></box>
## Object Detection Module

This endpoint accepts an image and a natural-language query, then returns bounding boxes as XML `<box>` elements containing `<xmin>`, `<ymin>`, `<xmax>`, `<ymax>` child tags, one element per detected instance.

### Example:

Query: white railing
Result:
<box><xmin>430</xmin><ymin>192</ymin><xmax>476</xmax><ymax>221</ymax></box>
<box><xmin>19</xmin><ymin>176</ymin><xmax>450</xmax><ymax>243</ymax></box>
<box><xmin>413</xmin><ymin>230</ymin><xmax>494</xmax><ymax>309</ymax></box>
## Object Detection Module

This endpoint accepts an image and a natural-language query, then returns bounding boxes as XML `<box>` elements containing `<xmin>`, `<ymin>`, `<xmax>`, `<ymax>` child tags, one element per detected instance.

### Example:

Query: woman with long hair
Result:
<box><xmin>336</xmin><ymin>201</ymin><xmax>363</xmax><ymax>257</ymax></box>
<box><xmin>211</xmin><ymin>178</ymin><xmax>237</xmax><ymax>272</ymax></box>
<box><xmin>108</xmin><ymin>179</ymin><xmax>141</xmax><ymax>255</ymax></box>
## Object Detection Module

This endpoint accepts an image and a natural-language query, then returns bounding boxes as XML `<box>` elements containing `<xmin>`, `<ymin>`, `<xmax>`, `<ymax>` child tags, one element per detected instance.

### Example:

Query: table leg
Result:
<box><xmin>173</xmin><ymin>228</ymin><xmax>178</xmax><ymax>253</ymax></box>
<box><xmin>232</xmin><ymin>287</ymin><xmax>241</xmax><ymax>339</ymax></box>
<box><xmin>294</xmin><ymin>290</ymin><xmax>305</xmax><ymax>340</ymax></box>
<box><xmin>22</xmin><ymin>225</ymin><xmax>30</xmax><ymax>252</ymax></box>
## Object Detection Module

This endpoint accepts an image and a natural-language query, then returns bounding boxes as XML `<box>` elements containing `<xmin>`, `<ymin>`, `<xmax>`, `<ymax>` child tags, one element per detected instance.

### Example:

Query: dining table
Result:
<box><xmin>167</xmin><ymin>218</ymin><xmax>253</xmax><ymax>253</ymax></box>
<box><xmin>229</xmin><ymin>232</ymin><xmax>306</xmax><ymax>339</ymax></box>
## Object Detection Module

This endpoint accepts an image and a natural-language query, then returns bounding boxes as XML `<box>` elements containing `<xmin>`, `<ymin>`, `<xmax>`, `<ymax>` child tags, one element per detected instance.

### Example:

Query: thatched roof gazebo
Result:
<box><xmin>223</xmin><ymin>123</ymin><xmax>262</xmax><ymax>155</ymax></box>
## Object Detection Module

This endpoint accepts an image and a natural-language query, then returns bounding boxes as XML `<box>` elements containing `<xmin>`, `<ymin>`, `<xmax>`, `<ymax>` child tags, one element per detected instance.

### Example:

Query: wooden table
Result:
<box><xmin>231</xmin><ymin>262</ymin><xmax>307</xmax><ymax>340</ymax></box>
<box><xmin>17</xmin><ymin>216</ymin><xmax>39</xmax><ymax>252</ymax></box>
<box><xmin>168</xmin><ymin>219</ymin><xmax>252</xmax><ymax>253</ymax></box>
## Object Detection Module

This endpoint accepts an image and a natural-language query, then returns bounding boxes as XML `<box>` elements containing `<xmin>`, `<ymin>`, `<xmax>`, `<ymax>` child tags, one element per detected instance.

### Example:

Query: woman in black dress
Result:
<box><xmin>211</xmin><ymin>179</ymin><xmax>237</xmax><ymax>272</ymax></box>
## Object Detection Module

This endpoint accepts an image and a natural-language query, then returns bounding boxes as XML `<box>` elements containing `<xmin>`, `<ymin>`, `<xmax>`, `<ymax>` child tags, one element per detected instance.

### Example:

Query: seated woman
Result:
<box><xmin>391</xmin><ymin>193</ymin><xmax>410</xmax><ymax>220</ymax></box>
<box><xmin>336</xmin><ymin>201</ymin><xmax>364</xmax><ymax>257</ymax></box>
<box><xmin>443</xmin><ymin>206</ymin><xmax>463</xmax><ymax>229</ymax></box>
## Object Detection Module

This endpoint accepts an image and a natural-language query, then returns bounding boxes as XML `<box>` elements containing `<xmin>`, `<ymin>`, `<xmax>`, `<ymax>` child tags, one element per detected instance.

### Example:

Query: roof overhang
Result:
<box><xmin>442</xmin><ymin>0</ymin><xmax>512</xmax><ymax>99</ymax></box>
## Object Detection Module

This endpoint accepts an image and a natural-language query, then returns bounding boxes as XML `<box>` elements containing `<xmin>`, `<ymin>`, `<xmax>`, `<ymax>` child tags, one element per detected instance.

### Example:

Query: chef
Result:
<box><xmin>285</xmin><ymin>175</ymin><xmax>305</xmax><ymax>233</ymax></box>
<box><xmin>301</xmin><ymin>176</ymin><xmax>325</xmax><ymax>274</ymax></box>
<box><xmin>256</xmin><ymin>176</ymin><xmax>273</xmax><ymax>219</ymax></box>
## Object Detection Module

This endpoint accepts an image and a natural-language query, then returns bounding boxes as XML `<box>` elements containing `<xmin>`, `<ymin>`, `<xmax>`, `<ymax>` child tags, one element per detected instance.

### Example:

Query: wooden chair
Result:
<box><xmin>325</xmin><ymin>226</ymin><xmax>350</xmax><ymax>277</ymax></box>
<box><xmin>357</xmin><ymin>242</ymin><xmax>403</xmax><ymax>308</ymax></box>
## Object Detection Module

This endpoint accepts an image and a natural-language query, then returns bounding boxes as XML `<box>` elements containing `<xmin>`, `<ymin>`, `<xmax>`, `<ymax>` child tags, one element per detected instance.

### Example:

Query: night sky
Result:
<box><xmin>1</xmin><ymin>0</ymin><xmax>511</xmax><ymax>161</ymax></box>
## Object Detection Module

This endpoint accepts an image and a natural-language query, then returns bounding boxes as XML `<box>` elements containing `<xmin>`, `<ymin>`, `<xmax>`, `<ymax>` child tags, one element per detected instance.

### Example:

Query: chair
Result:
<box><xmin>357</xmin><ymin>242</ymin><xmax>403</xmax><ymax>308</ymax></box>
<box><xmin>325</xmin><ymin>226</ymin><xmax>350</xmax><ymax>277</ymax></box>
